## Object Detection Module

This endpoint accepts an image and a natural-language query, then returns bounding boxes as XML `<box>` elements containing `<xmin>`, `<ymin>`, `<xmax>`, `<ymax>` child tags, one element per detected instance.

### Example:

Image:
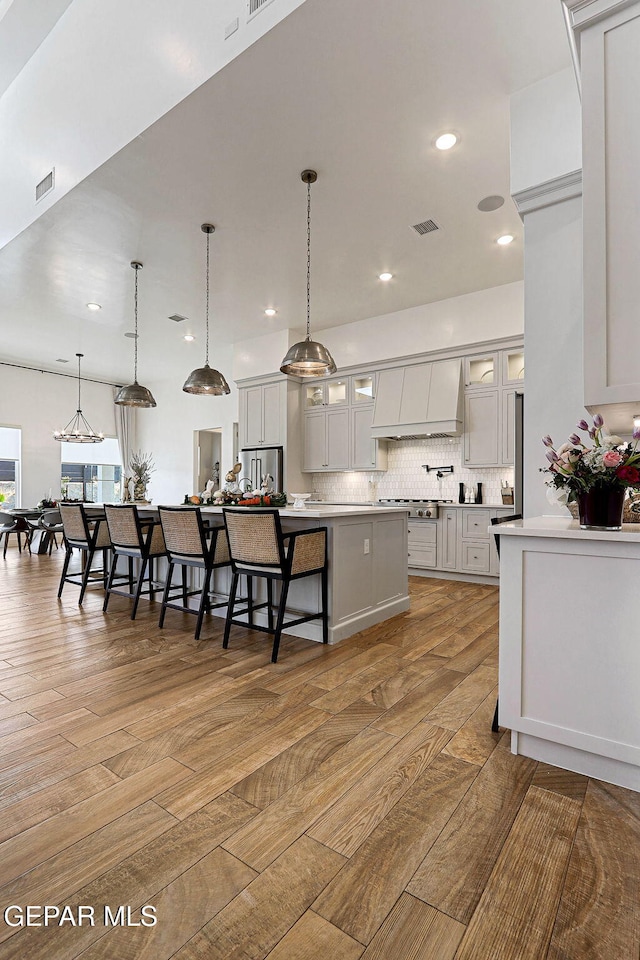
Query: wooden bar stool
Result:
<box><xmin>222</xmin><ymin>507</ymin><xmax>328</xmax><ymax>663</ymax></box>
<box><xmin>58</xmin><ymin>504</ymin><xmax>112</xmax><ymax>604</ymax></box>
<box><xmin>103</xmin><ymin>505</ymin><xmax>167</xmax><ymax>620</ymax></box>
<box><xmin>157</xmin><ymin>506</ymin><xmax>231</xmax><ymax>641</ymax></box>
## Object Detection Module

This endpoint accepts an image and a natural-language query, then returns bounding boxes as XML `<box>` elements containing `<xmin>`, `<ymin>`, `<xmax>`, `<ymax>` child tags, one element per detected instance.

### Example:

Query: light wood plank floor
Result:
<box><xmin>1</xmin><ymin>545</ymin><xmax>639</xmax><ymax>959</ymax></box>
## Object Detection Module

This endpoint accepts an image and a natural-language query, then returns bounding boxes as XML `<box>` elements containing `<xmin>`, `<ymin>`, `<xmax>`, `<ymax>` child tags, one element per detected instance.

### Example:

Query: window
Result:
<box><xmin>0</xmin><ymin>427</ymin><xmax>21</xmax><ymax>509</ymax></box>
<box><xmin>60</xmin><ymin>437</ymin><xmax>122</xmax><ymax>503</ymax></box>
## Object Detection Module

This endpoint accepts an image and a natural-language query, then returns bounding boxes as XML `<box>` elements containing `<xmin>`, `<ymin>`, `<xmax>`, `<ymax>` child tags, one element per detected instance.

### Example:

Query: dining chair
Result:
<box><xmin>39</xmin><ymin>510</ymin><xmax>64</xmax><ymax>553</ymax></box>
<box><xmin>0</xmin><ymin>515</ymin><xmax>22</xmax><ymax>558</ymax></box>
<box><xmin>158</xmin><ymin>506</ymin><xmax>231</xmax><ymax>640</ymax></box>
<box><xmin>57</xmin><ymin>504</ymin><xmax>112</xmax><ymax>604</ymax></box>
<box><xmin>490</xmin><ymin>513</ymin><xmax>522</xmax><ymax>733</ymax></box>
<box><xmin>222</xmin><ymin>507</ymin><xmax>328</xmax><ymax>663</ymax></box>
<box><xmin>103</xmin><ymin>505</ymin><xmax>167</xmax><ymax>619</ymax></box>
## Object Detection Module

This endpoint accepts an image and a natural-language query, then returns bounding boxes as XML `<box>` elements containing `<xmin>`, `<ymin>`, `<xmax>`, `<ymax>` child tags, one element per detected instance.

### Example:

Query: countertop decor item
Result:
<box><xmin>279</xmin><ymin>170</ymin><xmax>337</xmax><ymax>378</ymax></box>
<box><xmin>114</xmin><ymin>262</ymin><xmax>157</xmax><ymax>408</ymax></box>
<box><xmin>129</xmin><ymin>451</ymin><xmax>155</xmax><ymax>503</ymax></box>
<box><xmin>290</xmin><ymin>493</ymin><xmax>312</xmax><ymax>510</ymax></box>
<box><xmin>183</xmin><ymin>223</ymin><xmax>230</xmax><ymax>396</ymax></box>
<box><xmin>53</xmin><ymin>354</ymin><xmax>104</xmax><ymax>443</ymax></box>
<box><xmin>543</xmin><ymin>413</ymin><xmax>640</xmax><ymax>530</ymax></box>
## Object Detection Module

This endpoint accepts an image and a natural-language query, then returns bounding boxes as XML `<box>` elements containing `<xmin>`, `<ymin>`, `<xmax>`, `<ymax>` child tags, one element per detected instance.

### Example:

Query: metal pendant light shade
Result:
<box><xmin>183</xmin><ymin>224</ymin><xmax>230</xmax><ymax>396</ymax></box>
<box><xmin>54</xmin><ymin>353</ymin><xmax>104</xmax><ymax>443</ymax></box>
<box><xmin>114</xmin><ymin>261</ymin><xmax>157</xmax><ymax>408</ymax></box>
<box><xmin>280</xmin><ymin>170</ymin><xmax>337</xmax><ymax>378</ymax></box>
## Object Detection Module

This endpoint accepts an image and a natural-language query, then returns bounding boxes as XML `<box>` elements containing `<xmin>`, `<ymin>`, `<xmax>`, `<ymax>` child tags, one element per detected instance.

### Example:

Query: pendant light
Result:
<box><xmin>280</xmin><ymin>169</ymin><xmax>337</xmax><ymax>378</ymax></box>
<box><xmin>183</xmin><ymin>224</ymin><xmax>230</xmax><ymax>395</ymax></box>
<box><xmin>114</xmin><ymin>261</ymin><xmax>157</xmax><ymax>408</ymax></box>
<box><xmin>54</xmin><ymin>354</ymin><xmax>104</xmax><ymax>443</ymax></box>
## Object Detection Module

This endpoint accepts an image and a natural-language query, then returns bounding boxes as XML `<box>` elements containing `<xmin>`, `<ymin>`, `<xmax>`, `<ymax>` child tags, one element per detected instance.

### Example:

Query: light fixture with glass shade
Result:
<box><xmin>114</xmin><ymin>261</ymin><xmax>157</xmax><ymax>408</ymax></box>
<box><xmin>280</xmin><ymin>170</ymin><xmax>337</xmax><ymax>378</ymax></box>
<box><xmin>183</xmin><ymin>224</ymin><xmax>230</xmax><ymax>396</ymax></box>
<box><xmin>54</xmin><ymin>353</ymin><xmax>104</xmax><ymax>443</ymax></box>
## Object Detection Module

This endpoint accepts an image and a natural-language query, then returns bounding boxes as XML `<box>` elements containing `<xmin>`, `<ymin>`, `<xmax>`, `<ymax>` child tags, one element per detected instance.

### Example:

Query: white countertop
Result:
<box><xmin>308</xmin><ymin>500</ymin><xmax>512</xmax><ymax>510</ymax></box>
<box><xmin>200</xmin><ymin>504</ymin><xmax>410</xmax><ymax>519</ymax></box>
<box><xmin>496</xmin><ymin>515</ymin><xmax>640</xmax><ymax>543</ymax></box>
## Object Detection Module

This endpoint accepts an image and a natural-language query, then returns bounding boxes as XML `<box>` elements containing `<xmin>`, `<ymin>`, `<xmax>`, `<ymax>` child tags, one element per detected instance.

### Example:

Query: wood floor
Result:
<box><xmin>1</xmin><ymin>545</ymin><xmax>639</xmax><ymax>959</ymax></box>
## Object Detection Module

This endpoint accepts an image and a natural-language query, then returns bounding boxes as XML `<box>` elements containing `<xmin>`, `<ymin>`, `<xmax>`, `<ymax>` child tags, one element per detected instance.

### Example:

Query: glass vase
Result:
<box><xmin>576</xmin><ymin>487</ymin><xmax>625</xmax><ymax>531</ymax></box>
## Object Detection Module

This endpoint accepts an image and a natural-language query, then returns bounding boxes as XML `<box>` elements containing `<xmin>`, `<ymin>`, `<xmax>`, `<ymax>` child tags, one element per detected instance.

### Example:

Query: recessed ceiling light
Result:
<box><xmin>378</xmin><ymin>272</ymin><xmax>393</xmax><ymax>282</ymax></box>
<box><xmin>183</xmin><ymin>334</ymin><xmax>195</xmax><ymax>342</ymax></box>
<box><xmin>86</xmin><ymin>302</ymin><xmax>101</xmax><ymax>311</ymax></box>
<box><xmin>264</xmin><ymin>308</ymin><xmax>277</xmax><ymax>317</ymax></box>
<box><xmin>435</xmin><ymin>132</ymin><xmax>458</xmax><ymax>151</ymax></box>
<box><xmin>497</xmin><ymin>234</ymin><xmax>514</xmax><ymax>245</ymax></box>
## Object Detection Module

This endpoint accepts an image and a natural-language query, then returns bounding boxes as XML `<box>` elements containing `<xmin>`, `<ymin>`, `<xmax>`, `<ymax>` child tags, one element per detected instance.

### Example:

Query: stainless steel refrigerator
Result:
<box><xmin>239</xmin><ymin>446</ymin><xmax>284</xmax><ymax>493</ymax></box>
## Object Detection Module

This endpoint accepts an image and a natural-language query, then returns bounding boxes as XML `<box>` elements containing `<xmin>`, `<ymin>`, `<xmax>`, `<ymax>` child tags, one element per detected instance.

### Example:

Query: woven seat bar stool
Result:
<box><xmin>222</xmin><ymin>507</ymin><xmax>328</xmax><ymax>663</ymax></box>
<box><xmin>103</xmin><ymin>505</ymin><xmax>167</xmax><ymax>620</ymax></box>
<box><xmin>158</xmin><ymin>506</ymin><xmax>231</xmax><ymax>641</ymax></box>
<box><xmin>58</xmin><ymin>504</ymin><xmax>113</xmax><ymax>604</ymax></box>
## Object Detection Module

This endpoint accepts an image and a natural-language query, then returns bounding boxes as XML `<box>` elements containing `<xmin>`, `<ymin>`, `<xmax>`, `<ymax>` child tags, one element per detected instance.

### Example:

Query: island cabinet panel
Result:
<box><xmin>373</xmin><ymin>514</ymin><xmax>408</xmax><ymax>604</ymax></box>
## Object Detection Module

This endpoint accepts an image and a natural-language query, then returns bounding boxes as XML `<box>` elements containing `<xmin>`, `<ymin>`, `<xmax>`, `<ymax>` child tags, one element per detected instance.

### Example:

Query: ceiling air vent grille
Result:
<box><xmin>248</xmin><ymin>0</ymin><xmax>275</xmax><ymax>17</ymax></box>
<box><xmin>36</xmin><ymin>168</ymin><xmax>55</xmax><ymax>203</ymax></box>
<box><xmin>411</xmin><ymin>218</ymin><xmax>439</xmax><ymax>236</ymax></box>
<box><xmin>168</xmin><ymin>314</ymin><xmax>187</xmax><ymax>323</ymax></box>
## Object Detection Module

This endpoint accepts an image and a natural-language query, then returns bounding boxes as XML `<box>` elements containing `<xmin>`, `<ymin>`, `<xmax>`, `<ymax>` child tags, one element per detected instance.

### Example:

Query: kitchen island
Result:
<box><xmin>200</xmin><ymin>503</ymin><xmax>410</xmax><ymax>645</ymax></box>
<box><xmin>497</xmin><ymin>516</ymin><xmax>640</xmax><ymax>792</ymax></box>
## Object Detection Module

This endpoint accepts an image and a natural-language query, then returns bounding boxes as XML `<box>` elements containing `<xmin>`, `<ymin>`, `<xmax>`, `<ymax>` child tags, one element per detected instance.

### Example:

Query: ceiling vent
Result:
<box><xmin>168</xmin><ymin>314</ymin><xmax>187</xmax><ymax>323</ymax></box>
<box><xmin>35</xmin><ymin>168</ymin><xmax>55</xmax><ymax>203</ymax></box>
<box><xmin>248</xmin><ymin>0</ymin><xmax>275</xmax><ymax>18</ymax></box>
<box><xmin>411</xmin><ymin>219</ymin><xmax>440</xmax><ymax>236</ymax></box>
<box><xmin>55</xmin><ymin>358</ymin><xmax>69</xmax><ymax>363</ymax></box>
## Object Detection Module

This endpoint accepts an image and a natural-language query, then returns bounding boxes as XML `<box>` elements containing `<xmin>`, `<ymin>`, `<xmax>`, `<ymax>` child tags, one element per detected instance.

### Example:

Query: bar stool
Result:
<box><xmin>103</xmin><ymin>505</ymin><xmax>167</xmax><ymax>620</ymax></box>
<box><xmin>222</xmin><ymin>507</ymin><xmax>328</xmax><ymax>663</ymax></box>
<box><xmin>158</xmin><ymin>506</ymin><xmax>231</xmax><ymax>640</ymax></box>
<box><xmin>58</xmin><ymin>504</ymin><xmax>112</xmax><ymax>604</ymax></box>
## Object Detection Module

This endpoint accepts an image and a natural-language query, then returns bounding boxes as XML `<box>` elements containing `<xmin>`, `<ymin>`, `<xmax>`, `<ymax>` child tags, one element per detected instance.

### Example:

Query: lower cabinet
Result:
<box><xmin>410</xmin><ymin>507</ymin><xmax>513</xmax><ymax>579</ymax></box>
<box><xmin>407</xmin><ymin>520</ymin><xmax>437</xmax><ymax>568</ymax></box>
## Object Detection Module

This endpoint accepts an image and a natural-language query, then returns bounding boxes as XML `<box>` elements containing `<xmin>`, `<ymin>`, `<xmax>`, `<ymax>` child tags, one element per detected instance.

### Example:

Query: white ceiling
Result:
<box><xmin>0</xmin><ymin>0</ymin><xmax>571</xmax><ymax>384</ymax></box>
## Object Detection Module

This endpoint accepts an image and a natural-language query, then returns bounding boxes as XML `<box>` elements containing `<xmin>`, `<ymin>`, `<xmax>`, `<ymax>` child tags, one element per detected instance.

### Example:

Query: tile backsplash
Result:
<box><xmin>312</xmin><ymin>437</ymin><xmax>514</xmax><ymax>504</ymax></box>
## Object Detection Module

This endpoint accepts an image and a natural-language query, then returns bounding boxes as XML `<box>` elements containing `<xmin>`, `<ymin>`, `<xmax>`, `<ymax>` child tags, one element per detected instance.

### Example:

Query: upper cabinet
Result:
<box><xmin>239</xmin><ymin>380</ymin><xmax>286</xmax><ymax>448</ymax></box>
<box><xmin>463</xmin><ymin>346</ymin><xmax>523</xmax><ymax>468</ymax></box>
<box><xmin>302</xmin><ymin>372</ymin><xmax>386</xmax><ymax>472</ymax></box>
<box><xmin>579</xmin><ymin>3</ymin><xmax>640</xmax><ymax>430</ymax></box>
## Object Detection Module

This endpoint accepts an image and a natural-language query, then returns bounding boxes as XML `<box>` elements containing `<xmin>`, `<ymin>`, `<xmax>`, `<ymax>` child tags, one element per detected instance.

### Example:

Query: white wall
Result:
<box><xmin>0</xmin><ymin>365</ymin><xmax>117</xmax><ymax>506</ymax></box>
<box><xmin>510</xmin><ymin>68</ymin><xmax>582</xmax><ymax>195</ymax></box>
<box><xmin>135</xmin><ymin>344</ymin><xmax>238</xmax><ymax>505</ymax></box>
<box><xmin>523</xmin><ymin>195</ymin><xmax>584</xmax><ymax>517</ymax></box>
<box><xmin>234</xmin><ymin>282</ymin><xmax>524</xmax><ymax>380</ymax></box>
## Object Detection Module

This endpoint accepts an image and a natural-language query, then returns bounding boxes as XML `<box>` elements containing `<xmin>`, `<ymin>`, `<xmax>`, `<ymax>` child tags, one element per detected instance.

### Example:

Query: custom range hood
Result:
<box><xmin>371</xmin><ymin>358</ymin><xmax>463</xmax><ymax>439</ymax></box>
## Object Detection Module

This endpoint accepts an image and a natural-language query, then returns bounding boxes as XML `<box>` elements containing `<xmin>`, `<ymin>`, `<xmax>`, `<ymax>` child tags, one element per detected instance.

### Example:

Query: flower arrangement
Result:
<box><xmin>543</xmin><ymin>413</ymin><xmax>640</xmax><ymax>504</ymax></box>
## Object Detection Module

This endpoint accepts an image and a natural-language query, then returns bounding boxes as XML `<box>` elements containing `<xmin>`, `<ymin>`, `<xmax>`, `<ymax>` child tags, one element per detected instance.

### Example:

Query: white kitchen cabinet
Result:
<box><xmin>407</xmin><ymin>520</ymin><xmax>437</xmax><ymax>569</ymax></box>
<box><xmin>465</xmin><ymin>353</ymin><xmax>498</xmax><ymax>389</ymax></box>
<box><xmin>239</xmin><ymin>381</ymin><xmax>285</xmax><ymax>448</ymax></box>
<box><xmin>351</xmin><ymin>405</ymin><xmax>387</xmax><ymax>471</ymax></box>
<box><xmin>303</xmin><ymin>407</ymin><xmax>349</xmax><ymax>471</ymax></box>
<box><xmin>303</xmin><ymin>379</ymin><xmax>348</xmax><ymax>409</ymax></box>
<box><xmin>463</xmin><ymin>347</ymin><xmax>523</xmax><ymax>469</ymax></box>
<box><xmin>464</xmin><ymin>391</ymin><xmax>499</xmax><ymax>467</ymax></box>
<box><xmin>439</xmin><ymin>508</ymin><xmax>458</xmax><ymax>570</ymax></box>
<box><xmin>579</xmin><ymin>3</ymin><xmax>640</xmax><ymax>425</ymax></box>
<box><xmin>461</xmin><ymin>508</ymin><xmax>491</xmax><ymax>540</ymax></box>
<box><xmin>460</xmin><ymin>541</ymin><xmax>491</xmax><ymax>574</ymax></box>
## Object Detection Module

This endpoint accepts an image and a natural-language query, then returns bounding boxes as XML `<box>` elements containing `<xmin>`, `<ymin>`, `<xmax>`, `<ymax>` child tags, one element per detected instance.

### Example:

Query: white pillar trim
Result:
<box><xmin>512</xmin><ymin>169</ymin><xmax>582</xmax><ymax>218</ymax></box>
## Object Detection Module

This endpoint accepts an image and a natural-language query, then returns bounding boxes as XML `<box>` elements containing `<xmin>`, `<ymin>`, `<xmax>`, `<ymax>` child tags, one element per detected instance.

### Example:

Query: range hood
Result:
<box><xmin>371</xmin><ymin>358</ymin><xmax>463</xmax><ymax>439</ymax></box>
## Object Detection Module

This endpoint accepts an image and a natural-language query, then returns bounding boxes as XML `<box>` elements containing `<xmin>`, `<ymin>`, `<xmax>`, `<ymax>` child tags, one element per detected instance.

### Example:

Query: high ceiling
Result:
<box><xmin>0</xmin><ymin>0</ymin><xmax>571</xmax><ymax>383</ymax></box>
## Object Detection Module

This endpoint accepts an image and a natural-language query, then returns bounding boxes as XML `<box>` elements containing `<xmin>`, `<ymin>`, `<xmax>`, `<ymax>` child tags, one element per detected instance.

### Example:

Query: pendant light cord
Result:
<box><xmin>306</xmin><ymin>177</ymin><xmax>312</xmax><ymax>342</ymax></box>
<box><xmin>133</xmin><ymin>265</ymin><xmax>139</xmax><ymax>382</ymax></box>
<box><xmin>205</xmin><ymin>229</ymin><xmax>210</xmax><ymax>365</ymax></box>
<box><xmin>77</xmin><ymin>354</ymin><xmax>82</xmax><ymax>411</ymax></box>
